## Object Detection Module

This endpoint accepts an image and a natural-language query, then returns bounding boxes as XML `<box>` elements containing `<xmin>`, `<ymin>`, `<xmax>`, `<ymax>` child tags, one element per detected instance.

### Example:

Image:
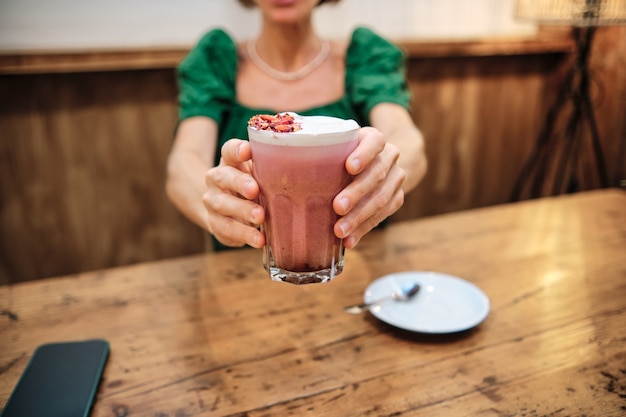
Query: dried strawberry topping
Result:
<box><xmin>248</xmin><ymin>113</ymin><xmax>302</xmax><ymax>133</ymax></box>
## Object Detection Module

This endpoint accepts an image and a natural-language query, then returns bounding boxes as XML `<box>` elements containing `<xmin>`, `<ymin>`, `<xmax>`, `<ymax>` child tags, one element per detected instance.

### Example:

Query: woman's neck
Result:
<box><xmin>255</xmin><ymin>22</ymin><xmax>322</xmax><ymax>72</ymax></box>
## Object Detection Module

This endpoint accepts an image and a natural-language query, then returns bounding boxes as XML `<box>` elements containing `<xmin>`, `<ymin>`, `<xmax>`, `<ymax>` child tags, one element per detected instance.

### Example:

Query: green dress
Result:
<box><xmin>177</xmin><ymin>26</ymin><xmax>411</xmax><ymax>163</ymax></box>
<box><xmin>176</xmin><ymin>27</ymin><xmax>411</xmax><ymax>250</ymax></box>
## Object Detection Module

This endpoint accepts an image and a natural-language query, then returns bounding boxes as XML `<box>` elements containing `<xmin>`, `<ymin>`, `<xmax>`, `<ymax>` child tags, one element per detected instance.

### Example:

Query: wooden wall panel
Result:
<box><xmin>0</xmin><ymin>70</ymin><xmax>205</xmax><ymax>284</ymax></box>
<box><xmin>590</xmin><ymin>26</ymin><xmax>626</xmax><ymax>187</ymax></box>
<box><xmin>393</xmin><ymin>53</ymin><xmax>565</xmax><ymax>220</ymax></box>
<box><xmin>394</xmin><ymin>26</ymin><xmax>626</xmax><ymax>222</ymax></box>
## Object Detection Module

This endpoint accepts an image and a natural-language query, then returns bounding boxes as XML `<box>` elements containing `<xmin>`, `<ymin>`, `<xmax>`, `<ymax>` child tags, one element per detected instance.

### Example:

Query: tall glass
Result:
<box><xmin>248</xmin><ymin>114</ymin><xmax>359</xmax><ymax>284</ymax></box>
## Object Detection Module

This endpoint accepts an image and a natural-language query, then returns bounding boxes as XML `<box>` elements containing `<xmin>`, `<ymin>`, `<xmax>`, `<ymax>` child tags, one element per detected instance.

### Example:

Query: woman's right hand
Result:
<box><xmin>203</xmin><ymin>139</ymin><xmax>266</xmax><ymax>248</ymax></box>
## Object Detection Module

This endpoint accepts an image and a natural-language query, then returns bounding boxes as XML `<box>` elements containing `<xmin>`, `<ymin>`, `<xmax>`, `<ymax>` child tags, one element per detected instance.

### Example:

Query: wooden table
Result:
<box><xmin>1</xmin><ymin>189</ymin><xmax>625</xmax><ymax>416</ymax></box>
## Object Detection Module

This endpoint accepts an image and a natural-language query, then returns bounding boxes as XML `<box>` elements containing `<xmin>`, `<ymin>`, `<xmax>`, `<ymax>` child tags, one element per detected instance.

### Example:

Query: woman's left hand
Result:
<box><xmin>332</xmin><ymin>127</ymin><xmax>406</xmax><ymax>248</ymax></box>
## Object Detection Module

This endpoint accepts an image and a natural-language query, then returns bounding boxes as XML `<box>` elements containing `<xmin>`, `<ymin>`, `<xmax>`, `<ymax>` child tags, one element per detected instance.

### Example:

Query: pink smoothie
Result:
<box><xmin>248</xmin><ymin>113</ymin><xmax>360</xmax><ymax>278</ymax></box>
<box><xmin>251</xmin><ymin>140</ymin><xmax>357</xmax><ymax>272</ymax></box>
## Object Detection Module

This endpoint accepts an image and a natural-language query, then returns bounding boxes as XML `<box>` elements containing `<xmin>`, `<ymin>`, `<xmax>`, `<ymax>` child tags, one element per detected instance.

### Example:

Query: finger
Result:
<box><xmin>208</xmin><ymin>212</ymin><xmax>266</xmax><ymax>249</ymax></box>
<box><xmin>345</xmin><ymin>127</ymin><xmax>385</xmax><ymax>175</ymax></box>
<box><xmin>203</xmin><ymin>193</ymin><xmax>265</xmax><ymax>248</ymax></box>
<box><xmin>334</xmin><ymin>164</ymin><xmax>405</xmax><ymax>242</ymax></box>
<box><xmin>207</xmin><ymin>165</ymin><xmax>260</xmax><ymax>201</ymax></box>
<box><xmin>204</xmin><ymin>190</ymin><xmax>264</xmax><ymax>226</ymax></box>
<box><xmin>334</xmin><ymin>142</ymin><xmax>400</xmax><ymax>216</ymax></box>
<box><xmin>220</xmin><ymin>139</ymin><xmax>252</xmax><ymax>171</ymax></box>
<box><xmin>341</xmin><ymin>187</ymin><xmax>404</xmax><ymax>249</ymax></box>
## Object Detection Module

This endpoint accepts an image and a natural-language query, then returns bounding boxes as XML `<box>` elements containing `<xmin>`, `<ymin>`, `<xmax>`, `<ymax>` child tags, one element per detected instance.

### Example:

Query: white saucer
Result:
<box><xmin>364</xmin><ymin>271</ymin><xmax>490</xmax><ymax>334</ymax></box>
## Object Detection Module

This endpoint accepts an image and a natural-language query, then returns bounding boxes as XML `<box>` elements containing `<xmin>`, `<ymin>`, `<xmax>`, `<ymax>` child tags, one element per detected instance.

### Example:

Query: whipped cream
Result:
<box><xmin>247</xmin><ymin>112</ymin><xmax>360</xmax><ymax>146</ymax></box>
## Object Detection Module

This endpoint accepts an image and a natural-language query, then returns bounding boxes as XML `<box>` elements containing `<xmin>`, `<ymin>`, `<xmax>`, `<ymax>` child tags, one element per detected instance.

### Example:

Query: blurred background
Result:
<box><xmin>0</xmin><ymin>0</ymin><xmax>536</xmax><ymax>48</ymax></box>
<box><xmin>1</xmin><ymin>0</ymin><xmax>624</xmax><ymax>283</ymax></box>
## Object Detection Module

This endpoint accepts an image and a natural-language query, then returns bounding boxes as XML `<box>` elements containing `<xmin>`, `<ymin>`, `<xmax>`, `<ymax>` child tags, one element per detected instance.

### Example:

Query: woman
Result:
<box><xmin>166</xmin><ymin>0</ymin><xmax>427</xmax><ymax>250</ymax></box>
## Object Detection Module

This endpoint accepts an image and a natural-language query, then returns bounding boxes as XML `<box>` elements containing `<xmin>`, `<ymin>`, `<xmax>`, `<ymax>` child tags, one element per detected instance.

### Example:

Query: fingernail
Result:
<box><xmin>339</xmin><ymin>197</ymin><xmax>350</xmax><ymax>213</ymax></box>
<box><xmin>243</xmin><ymin>180</ymin><xmax>253</xmax><ymax>197</ymax></box>
<box><xmin>350</xmin><ymin>158</ymin><xmax>362</xmax><ymax>173</ymax></box>
<box><xmin>338</xmin><ymin>221</ymin><xmax>349</xmax><ymax>237</ymax></box>
<box><xmin>250</xmin><ymin>206</ymin><xmax>262</xmax><ymax>223</ymax></box>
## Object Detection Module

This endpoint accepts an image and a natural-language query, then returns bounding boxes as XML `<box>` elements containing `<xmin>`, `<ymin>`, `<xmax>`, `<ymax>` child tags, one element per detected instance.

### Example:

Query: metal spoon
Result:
<box><xmin>344</xmin><ymin>283</ymin><xmax>421</xmax><ymax>315</ymax></box>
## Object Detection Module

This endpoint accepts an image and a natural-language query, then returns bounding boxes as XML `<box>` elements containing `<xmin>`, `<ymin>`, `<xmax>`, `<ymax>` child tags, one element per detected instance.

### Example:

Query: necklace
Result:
<box><xmin>247</xmin><ymin>38</ymin><xmax>330</xmax><ymax>82</ymax></box>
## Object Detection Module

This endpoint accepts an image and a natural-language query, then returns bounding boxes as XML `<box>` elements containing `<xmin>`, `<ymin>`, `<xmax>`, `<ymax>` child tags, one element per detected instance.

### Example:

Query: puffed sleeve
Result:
<box><xmin>346</xmin><ymin>27</ymin><xmax>411</xmax><ymax>122</ymax></box>
<box><xmin>176</xmin><ymin>29</ymin><xmax>237</xmax><ymax>123</ymax></box>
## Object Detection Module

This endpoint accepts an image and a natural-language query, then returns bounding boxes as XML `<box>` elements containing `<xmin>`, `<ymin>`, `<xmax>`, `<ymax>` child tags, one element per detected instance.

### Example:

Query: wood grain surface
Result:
<box><xmin>0</xmin><ymin>69</ymin><xmax>206</xmax><ymax>283</ymax></box>
<box><xmin>1</xmin><ymin>189</ymin><xmax>624</xmax><ymax>416</ymax></box>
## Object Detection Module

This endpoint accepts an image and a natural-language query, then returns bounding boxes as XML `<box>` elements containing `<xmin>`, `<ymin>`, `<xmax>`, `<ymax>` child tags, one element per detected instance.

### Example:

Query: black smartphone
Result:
<box><xmin>1</xmin><ymin>339</ymin><xmax>109</xmax><ymax>417</ymax></box>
